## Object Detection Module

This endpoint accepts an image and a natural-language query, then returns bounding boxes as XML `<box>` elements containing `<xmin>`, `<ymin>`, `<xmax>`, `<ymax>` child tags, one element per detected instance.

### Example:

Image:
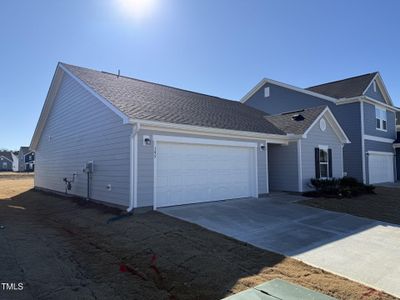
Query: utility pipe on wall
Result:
<box><xmin>127</xmin><ymin>122</ymin><xmax>140</xmax><ymax>212</ymax></box>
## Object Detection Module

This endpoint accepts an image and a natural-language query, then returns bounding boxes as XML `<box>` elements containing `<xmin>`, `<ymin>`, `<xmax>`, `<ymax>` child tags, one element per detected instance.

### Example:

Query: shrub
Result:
<box><xmin>305</xmin><ymin>177</ymin><xmax>375</xmax><ymax>198</ymax></box>
<box><xmin>339</xmin><ymin>176</ymin><xmax>359</xmax><ymax>188</ymax></box>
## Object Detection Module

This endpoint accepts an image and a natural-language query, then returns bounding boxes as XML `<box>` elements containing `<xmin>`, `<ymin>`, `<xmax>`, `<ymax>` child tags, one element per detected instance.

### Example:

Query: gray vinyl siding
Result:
<box><xmin>245</xmin><ymin>82</ymin><xmax>329</xmax><ymax>115</ymax></box>
<box><xmin>301</xmin><ymin>120</ymin><xmax>344</xmax><ymax>191</ymax></box>
<box><xmin>364</xmin><ymin>81</ymin><xmax>386</xmax><ymax>103</ymax></box>
<box><xmin>0</xmin><ymin>157</ymin><xmax>12</xmax><ymax>171</ymax></box>
<box><xmin>330</xmin><ymin>103</ymin><xmax>363</xmax><ymax>181</ymax></box>
<box><xmin>396</xmin><ymin>148</ymin><xmax>400</xmax><ymax>181</ymax></box>
<box><xmin>137</xmin><ymin>129</ymin><xmax>268</xmax><ymax>207</ymax></box>
<box><xmin>364</xmin><ymin>140</ymin><xmax>395</xmax><ymax>184</ymax></box>
<box><xmin>268</xmin><ymin>142</ymin><xmax>299</xmax><ymax>192</ymax></box>
<box><xmin>35</xmin><ymin>72</ymin><xmax>131</xmax><ymax>207</ymax></box>
<box><xmin>363</xmin><ymin>102</ymin><xmax>396</xmax><ymax>139</ymax></box>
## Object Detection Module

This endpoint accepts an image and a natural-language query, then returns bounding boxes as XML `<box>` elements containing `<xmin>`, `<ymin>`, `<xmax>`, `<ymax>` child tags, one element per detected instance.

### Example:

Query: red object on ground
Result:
<box><xmin>150</xmin><ymin>254</ymin><xmax>161</xmax><ymax>275</ymax></box>
<box><xmin>119</xmin><ymin>264</ymin><xmax>128</xmax><ymax>273</ymax></box>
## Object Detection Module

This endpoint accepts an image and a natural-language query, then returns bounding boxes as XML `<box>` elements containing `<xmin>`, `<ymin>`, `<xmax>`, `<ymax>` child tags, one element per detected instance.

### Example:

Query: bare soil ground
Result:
<box><xmin>0</xmin><ymin>176</ymin><xmax>396</xmax><ymax>300</ymax></box>
<box><xmin>300</xmin><ymin>187</ymin><xmax>400</xmax><ymax>225</ymax></box>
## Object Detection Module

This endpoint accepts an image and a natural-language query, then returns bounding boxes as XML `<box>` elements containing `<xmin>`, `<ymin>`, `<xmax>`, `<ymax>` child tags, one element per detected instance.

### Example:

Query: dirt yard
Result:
<box><xmin>0</xmin><ymin>176</ymin><xmax>396</xmax><ymax>300</ymax></box>
<box><xmin>300</xmin><ymin>187</ymin><xmax>400</xmax><ymax>226</ymax></box>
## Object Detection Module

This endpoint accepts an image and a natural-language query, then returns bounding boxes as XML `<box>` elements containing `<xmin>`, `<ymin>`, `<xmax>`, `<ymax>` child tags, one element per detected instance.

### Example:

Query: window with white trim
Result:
<box><xmin>375</xmin><ymin>107</ymin><xmax>387</xmax><ymax>130</ymax></box>
<box><xmin>2</xmin><ymin>162</ymin><xmax>7</xmax><ymax>169</ymax></box>
<box><xmin>315</xmin><ymin>146</ymin><xmax>332</xmax><ymax>179</ymax></box>
<box><xmin>319</xmin><ymin>148</ymin><xmax>329</xmax><ymax>178</ymax></box>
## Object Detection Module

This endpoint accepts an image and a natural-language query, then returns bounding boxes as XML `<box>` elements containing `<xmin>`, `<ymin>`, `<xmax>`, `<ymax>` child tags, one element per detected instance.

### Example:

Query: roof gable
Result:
<box><xmin>265</xmin><ymin>106</ymin><xmax>327</xmax><ymax>135</ymax></box>
<box><xmin>0</xmin><ymin>151</ymin><xmax>13</xmax><ymax>162</ymax></box>
<box><xmin>306</xmin><ymin>72</ymin><xmax>377</xmax><ymax>99</ymax></box>
<box><xmin>361</xmin><ymin>73</ymin><xmax>393</xmax><ymax>106</ymax></box>
<box><xmin>31</xmin><ymin>63</ymin><xmax>287</xmax><ymax>149</ymax></box>
<box><xmin>265</xmin><ymin>106</ymin><xmax>350</xmax><ymax>144</ymax></box>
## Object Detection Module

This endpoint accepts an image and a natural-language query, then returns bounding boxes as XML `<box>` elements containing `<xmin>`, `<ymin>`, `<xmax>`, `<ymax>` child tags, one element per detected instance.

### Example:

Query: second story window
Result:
<box><xmin>375</xmin><ymin>107</ymin><xmax>387</xmax><ymax>131</ymax></box>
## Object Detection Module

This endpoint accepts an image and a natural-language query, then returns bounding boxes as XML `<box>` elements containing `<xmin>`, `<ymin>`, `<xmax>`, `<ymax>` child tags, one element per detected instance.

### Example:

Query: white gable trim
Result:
<box><xmin>0</xmin><ymin>155</ymin><xmax>13</xmax><ymax>163</ymax></box>
<box><xmin>302</xmin><ymin>107</ymin><xmax>351</xmax><ymax>144</ymax></box>
<box><xmin>362</xmin><ymin>73</ymin><xmax>394</xmax><ymax>106</ymax></box>
<box><xmin>59</xmin><ymin>64</ymin><xmax>130</xmax><ymax>123</ymax></box>
<box><xmin>30</xmin><ymin>63</ymin><xmax>130</xmax><ymax>150</ymax></box>
<box><xmin>240</xmin><ymin>78</ymin><xmax>337</xmax><ymax>104</ymax></box>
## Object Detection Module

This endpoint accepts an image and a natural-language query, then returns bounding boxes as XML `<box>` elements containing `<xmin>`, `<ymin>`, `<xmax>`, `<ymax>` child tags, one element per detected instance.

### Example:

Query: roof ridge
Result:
<box><xmin>61</xmin><ymin>62</ymin><xmax>237</xmax><ymax>104</ymax></box>
<box><xmin>306</xmin><ymin>72</ymin><xmax>378</xmax><ymax>89</ymax></box>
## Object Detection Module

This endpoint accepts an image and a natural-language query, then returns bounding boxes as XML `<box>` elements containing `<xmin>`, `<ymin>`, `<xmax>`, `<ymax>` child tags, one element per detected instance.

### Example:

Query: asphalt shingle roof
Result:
<box><xmin>62</xmin><ymin>63</ymin><xmax>285</xmax><ymax>136</ymax></box>
<box><xmin>306</xmin><ymin>72</ymin><xmax>377</xmax><ymax>99</ymax></box>
<box><xmin>265</xmin><ymin>106</ymin><xmax>327</xmax><ymax>135</ymax></box>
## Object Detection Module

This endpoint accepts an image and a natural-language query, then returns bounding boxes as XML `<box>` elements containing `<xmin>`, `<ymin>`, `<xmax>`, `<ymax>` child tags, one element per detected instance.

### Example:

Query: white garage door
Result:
<box><xmin>155</xmin><ymin>138</ymin><xmax>257</xmax><ymax>208</ymax></box>
<box><xmin>368</xmin><ymin>152</ymin><xmax>394</xmax><ymax>184</ymax></box>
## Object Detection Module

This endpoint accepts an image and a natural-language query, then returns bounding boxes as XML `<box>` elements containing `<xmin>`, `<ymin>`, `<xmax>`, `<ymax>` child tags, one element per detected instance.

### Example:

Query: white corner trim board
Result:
<box><xmin>265</xmin><ymin>142</ymin><xmax>269</xmax><ymax>194</ymax></box>
<box><xmin>360</xmin><ymin>101</ymin><xmax>366</xmax><ymax>183</ymax></box>
<box><xmin>363</xmin><ymin>135</ymin><xmax>395</xmax><ymax>144</ymax></box>
<box><xmin>127</xmin><ymin>123</ymin><xmax>140</xmax><ymax>212</ymax></box>
<box><xmin>297</xmin><ymin>140</ymin><xmax>303</xmax><ymax>192</ymax></box>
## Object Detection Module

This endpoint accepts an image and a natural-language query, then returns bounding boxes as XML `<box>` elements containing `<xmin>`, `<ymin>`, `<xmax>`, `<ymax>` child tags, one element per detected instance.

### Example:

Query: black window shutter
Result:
<box><xmin>328</xmin><ymin>149</ymin><xmax>333</xmax><ymax>178</ymax></box>
<box><xmin>315</xmin><ymin>148</ymin><xmax>320</xmax><ymax>179</ymax></box>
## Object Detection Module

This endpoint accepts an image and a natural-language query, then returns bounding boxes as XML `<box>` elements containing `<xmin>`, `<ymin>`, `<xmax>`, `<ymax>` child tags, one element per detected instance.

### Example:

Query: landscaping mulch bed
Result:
<box><xmin>0</xmin><ymin>176</ymin><xmax>396</xmax><ymax>300</ymax></box>
<box><xmin>300</xmin><ymin>187</ymin><xmax>400</xmax><ymax>225</ymax></box>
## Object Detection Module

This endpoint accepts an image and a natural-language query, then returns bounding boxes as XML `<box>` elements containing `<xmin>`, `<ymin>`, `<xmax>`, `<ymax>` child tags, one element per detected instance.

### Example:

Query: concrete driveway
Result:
<box><xmin>160</xmin><ymin>194</ymin><xmax>400</xmax><ymax>298</ymax></box>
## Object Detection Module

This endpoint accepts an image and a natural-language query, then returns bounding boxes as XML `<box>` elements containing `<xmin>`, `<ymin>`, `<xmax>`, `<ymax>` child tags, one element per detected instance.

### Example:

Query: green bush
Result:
<box><xmin>305</xmin><ymin>177</ymin><xmax>375</xmax><ymax>198</ymax></box>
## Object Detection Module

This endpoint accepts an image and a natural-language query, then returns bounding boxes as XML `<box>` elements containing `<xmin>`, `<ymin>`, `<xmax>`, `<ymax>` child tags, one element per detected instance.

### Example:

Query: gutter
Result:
<box><xmin>127</xmin><ymin>122</ymin><xmax>140</xmax><ymax>212</ymax></box>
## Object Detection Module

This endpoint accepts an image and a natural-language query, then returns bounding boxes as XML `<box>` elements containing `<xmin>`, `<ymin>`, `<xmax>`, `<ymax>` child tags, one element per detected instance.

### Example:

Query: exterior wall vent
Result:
<box><xmin>264</xmin><ymin>87</ymin><xmax>270</xmax><ymax>98</ymax></box>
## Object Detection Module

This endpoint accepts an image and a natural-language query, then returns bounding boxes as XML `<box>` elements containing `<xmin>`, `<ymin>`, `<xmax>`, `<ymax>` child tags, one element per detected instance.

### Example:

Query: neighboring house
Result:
<box><xmin>30</xmin><ymin>63</ymin><xmax>348</xmax><ymax>210</ymax></box>
<box><xmin>242</xmin><ymin>73</ymin><xmax>399</xmax><ymax>184</ymax></box>
<box><xmin>11</xmin><ymin>151</ymin><xmax>19</xmax><ymax>171</ymax></box>
<box><xmin>395</xmin><ymin>112</ymin><xmax>400</xmax><ymax>181</ymax></box>
<box><xmin>18</xmin><ymin>147</ymin><xmax>35</xmax><ymax>172</ymax></box>
<box><xmin>0</xmin><ymin>151</ymin><xmax>13</xmax><ymax>171</ymax></box>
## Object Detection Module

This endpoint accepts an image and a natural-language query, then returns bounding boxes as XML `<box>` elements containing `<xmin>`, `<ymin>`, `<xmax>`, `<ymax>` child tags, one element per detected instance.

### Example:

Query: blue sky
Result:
<box><xmin>1</xmin><ymin>0</ymin><xmax>399</xmax><ymax>150</ymax></box>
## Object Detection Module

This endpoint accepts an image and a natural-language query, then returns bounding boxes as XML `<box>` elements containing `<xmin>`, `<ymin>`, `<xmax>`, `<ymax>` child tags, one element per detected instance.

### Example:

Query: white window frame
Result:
<box><xmin>375</xmin><ymin>106</ymin><xmax>387</xmax><ymax>131</ymax></box>
<box><xmin>318</xmin><ymin>146</ymin><xmax>330</xmax><ymax>179</ymax></box>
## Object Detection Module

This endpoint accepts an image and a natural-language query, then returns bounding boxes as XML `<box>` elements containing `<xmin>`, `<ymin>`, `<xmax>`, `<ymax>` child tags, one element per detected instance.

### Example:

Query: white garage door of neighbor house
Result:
<box><xmin>368</xmin><ymin>152</ymin><xmax>394</xmax><ymax>184</ymax></box>
<box><xmin>155</xmin><ymin>140</ymin><xmax>257</xmax><ymax>208</ymax></box>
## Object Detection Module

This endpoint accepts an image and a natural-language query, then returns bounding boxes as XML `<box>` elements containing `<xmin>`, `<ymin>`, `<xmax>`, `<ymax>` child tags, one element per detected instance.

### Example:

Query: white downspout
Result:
<box><xmin>127</xmin><ymin>122</ymin><xmax>140</xmax><ymax>212</ymax></box>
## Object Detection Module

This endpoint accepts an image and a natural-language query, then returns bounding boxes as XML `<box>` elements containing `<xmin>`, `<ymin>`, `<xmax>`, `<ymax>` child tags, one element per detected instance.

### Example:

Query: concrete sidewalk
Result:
<box><xmin>161</xmin><ymin>195</ymin><xmax>400</xmax><ymax>298</ymax></box>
